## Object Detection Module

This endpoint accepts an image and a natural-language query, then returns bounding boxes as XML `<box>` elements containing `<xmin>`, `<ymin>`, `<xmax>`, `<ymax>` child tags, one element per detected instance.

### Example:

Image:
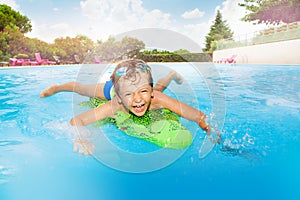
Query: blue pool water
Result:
<box><xmin>0</xmin><ymin>63</ymin><xmax>299</xmax><ymax>200</ymax></box>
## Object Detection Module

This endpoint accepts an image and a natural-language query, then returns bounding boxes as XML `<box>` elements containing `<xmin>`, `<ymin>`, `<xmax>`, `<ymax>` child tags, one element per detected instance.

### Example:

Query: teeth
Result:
<box><xmin>134</xmin><ymin>104</ymin><xmax>144</xmax><ymax>108</ymax></box>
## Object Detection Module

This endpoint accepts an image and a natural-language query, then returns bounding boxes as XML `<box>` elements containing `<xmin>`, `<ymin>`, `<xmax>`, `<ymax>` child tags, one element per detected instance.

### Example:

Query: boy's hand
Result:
<box><xmin>73</xmin><ymin>140</ymin><xmax>95</xmax><ymax>156</ymax></box>
<box><xmin>203</xmin><ymin>125</ymin><xmax>222</xmax><ymax>145</ymax></box>
<box><xmin>204</xmin><ymin>125</ymin><xmax>211</xmax><ymax>134</ymax></box>
<box><xmin>70</xmin><ymin>126</ymin><xmax>95</xmax><ymax>156</ymax></box>
<box><xmin>215</xmin><ymin>133</ymin><xmax>222</xmax><ymax>144</ymax></box>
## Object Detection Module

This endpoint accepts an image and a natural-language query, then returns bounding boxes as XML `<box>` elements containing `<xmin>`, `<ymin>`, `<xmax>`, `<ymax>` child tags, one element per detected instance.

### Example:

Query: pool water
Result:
<box><xmin>0</xmin><ymin>64</ymin><xmax>299</xmax><ymax>200</ymax></box>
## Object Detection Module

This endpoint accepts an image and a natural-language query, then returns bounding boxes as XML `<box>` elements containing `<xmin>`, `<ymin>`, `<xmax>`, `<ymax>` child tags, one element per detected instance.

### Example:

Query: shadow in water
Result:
<box><xmin>220</xmin><ymin>138</ymin><xmax>262</xmax><ymax>162</ymax></box>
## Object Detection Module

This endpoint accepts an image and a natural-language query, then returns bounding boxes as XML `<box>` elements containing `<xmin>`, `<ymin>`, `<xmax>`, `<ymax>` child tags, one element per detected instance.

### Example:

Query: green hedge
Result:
<box><xmin>136</xmin><ymin>53</ymin><xmax>212</xmax><ymax>62</ymax></box>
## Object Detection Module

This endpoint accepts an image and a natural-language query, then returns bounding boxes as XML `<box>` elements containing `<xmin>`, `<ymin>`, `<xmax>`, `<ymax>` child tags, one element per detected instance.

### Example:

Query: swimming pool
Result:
<box><xmin>0</xmin><ymin>63</ymin><xmax>299</xmax><ymax>200</ymax></box>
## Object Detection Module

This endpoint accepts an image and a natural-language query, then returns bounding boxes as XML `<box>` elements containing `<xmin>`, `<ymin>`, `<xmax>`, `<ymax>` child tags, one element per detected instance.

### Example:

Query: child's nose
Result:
<box><xmin>133</xmin><ymin>93</ymin><xmax>142</xmax><ymax>102</ymax></box>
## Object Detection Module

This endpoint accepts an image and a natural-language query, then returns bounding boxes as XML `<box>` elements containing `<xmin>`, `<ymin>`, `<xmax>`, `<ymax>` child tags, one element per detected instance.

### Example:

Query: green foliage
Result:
<box><xmin>239</xmin><ymin>0</ymin><xmax>300</xmax><ymax>24</ymax></box>
<box><xmin>14</xmin><ymin>53</ymin><xmax>29</xmax><ymax>59</ymax></box>
<box><xmin>94</xmin><ymin>36</ymin><xmax>119</xmax><ymax>61</ymax></box>
<box><xmin>53</xmin><ymin>35</ymin><xmax>95</xmax><ymax>63</ymax></box>
<box><xmin>141</xmin><ymin>49</ymin><xmax>171</xmax><ymax>55</ymax></box>
<box><xmin>203</xmin><ymin>10</ymin><xmax>233</xmax><ymax>53</ymax></box>
<box><xmin>179</xmin><ymin>53</ymin><xmax>212</xmax><ymax>62</ymax></box>
<box><xmin>118</xmin><ymin>36</ymin><xmax>145</xmax><ymax>58</ymax></box>
<box><xmin>0</xmin><ymin>25</ymin><xmax>28</xmax><ymax>59</ymax></box>
<box><xmin>0</xmin><ymin>4</ymin><xmax>32</xmax><ymax>33</ymax></box>
<box><xmin>0</xmin><ymin>27</ymin><xmax>10</xmax><ymax>61</ymax></box>
<box><xmin>138</xmin><ymin>49</ymin><xmax>210</xmax><ymax>63</ymax></box>
<box><xmin>93</xmin><ymin>36</ymin><xmax>145</xmax><ymax>62</ymax></box>
<box><xmin>136</xmin><ymin>52</ymin><xmax>211</xmax><ymax>62</ymax></box>
<box><xmin>173</xmin><ymin>49</ymin><xmax>190</xmax><ymax>54</ymax></box>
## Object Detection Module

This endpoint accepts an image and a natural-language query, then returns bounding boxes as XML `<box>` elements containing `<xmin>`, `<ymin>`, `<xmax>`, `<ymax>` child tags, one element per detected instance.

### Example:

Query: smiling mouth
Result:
<box><xmin>133</xmin><ymin>103</ymin><xmax>145</xmax><ymax>108</ymax></box>
<box><xmin>132</xmin><ymin>103</ymin><xmax>146</xmax><ymax>113</ymax></box>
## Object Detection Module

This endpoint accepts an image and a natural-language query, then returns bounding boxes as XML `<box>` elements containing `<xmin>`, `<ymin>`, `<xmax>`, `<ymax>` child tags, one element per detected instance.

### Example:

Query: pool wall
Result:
<box><xmin>213</xmin><ymin>39</ymin><xmax>300</xmax><ymax>65</ymax></box>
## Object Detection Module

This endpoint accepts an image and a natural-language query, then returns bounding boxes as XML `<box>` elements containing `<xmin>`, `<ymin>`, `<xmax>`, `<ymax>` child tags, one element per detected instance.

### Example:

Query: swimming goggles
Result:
<box><xmin>116</xmin><ymin>62</ymin><xmax>151</xmax><ymax>77</ymax></box>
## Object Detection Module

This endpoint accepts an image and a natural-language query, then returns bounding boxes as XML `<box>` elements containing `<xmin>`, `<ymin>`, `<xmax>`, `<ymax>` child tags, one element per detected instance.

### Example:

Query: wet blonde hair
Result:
<box><xmin>110</xmin><ymin>59</ymin><xmax>153</xmax><ymax>95</ymax></box>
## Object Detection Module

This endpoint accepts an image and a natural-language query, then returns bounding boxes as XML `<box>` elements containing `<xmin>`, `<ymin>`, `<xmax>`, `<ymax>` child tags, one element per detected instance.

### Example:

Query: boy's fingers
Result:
<box><xmin>73</xmin><ymin>140</ymin><xmax>95</xmax><ymax>156</ymax></box>
<box><xmin>87</xmin><ymin>148</ymin><xmax>93</xmax><ymax>155</ymax></box>
<box><xmin>79</xmin><ymin>147</ymin><xmax>84</xmax><ymax>154</ymax></box>
<box><xmin>73</xmin><ymin>143</ymin><xmax>78</xmax><ymax>152</ymax></box>
<box><xmin>216</xmin><ymin>133</ymin><xmax>222</xmax><ymax>144</ymax></box>
<box><xmin>87</xmin><ymin>143</ymin><xmax>95</xmax><ymax>155</ymax></box>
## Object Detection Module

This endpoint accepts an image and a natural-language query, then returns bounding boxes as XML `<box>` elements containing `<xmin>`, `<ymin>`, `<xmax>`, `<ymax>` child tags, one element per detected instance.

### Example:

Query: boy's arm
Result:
<box><xmin>70</xmin><ymin>100</ymin><xmax>116</xmax><ymax>126</ymax></box>
<box><xmin>70</xmin><ymin>100</ymin><xmax>115</xmax><ymax>156</ymax></box>
<box><xmin>153</xmin><ymin>91</ymin><xmax>210</xmax><ymax>132</ymax></box>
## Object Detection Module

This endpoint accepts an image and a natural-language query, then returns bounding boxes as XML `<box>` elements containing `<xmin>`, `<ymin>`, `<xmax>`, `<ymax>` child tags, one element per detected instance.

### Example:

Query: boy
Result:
<box><xmin>41</xmin><ymin>59</ymin><xmax>211</xmax><ymax>155</ymax></box>
<box><xmin>69</xmin><ymin>59</ymin><xmax>210</xmax><ymax>131</ymax></box>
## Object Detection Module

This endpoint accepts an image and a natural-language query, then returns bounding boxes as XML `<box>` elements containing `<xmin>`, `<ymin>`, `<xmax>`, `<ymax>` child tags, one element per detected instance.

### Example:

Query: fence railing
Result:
<box><xmin>216</xmin><ymin>21</ymin><xmax>300</xmax><ymax>50</ymax></box>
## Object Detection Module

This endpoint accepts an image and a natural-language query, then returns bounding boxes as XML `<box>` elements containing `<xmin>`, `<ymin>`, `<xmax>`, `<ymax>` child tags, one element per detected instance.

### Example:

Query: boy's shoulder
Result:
<box><xmin>150</xmin><ymin>90</ymin><xmax>169</xmax><ymax>110</ymax></box>
<box><xmin>153</xmin><ymin>90</ymin><xmax>170</xmax><ymax>100</ymax></box>
<box><xmin>110</xmin><ymin>98</ymin><xmax>126</xmax><ymax>115</ymax></box>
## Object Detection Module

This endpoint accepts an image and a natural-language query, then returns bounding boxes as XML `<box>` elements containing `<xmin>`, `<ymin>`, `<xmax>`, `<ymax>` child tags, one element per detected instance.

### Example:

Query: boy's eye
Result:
<box><xmin>141</xmin><ymin>89</ymin><xmax>148</xmax><ymax>93</ymax></box>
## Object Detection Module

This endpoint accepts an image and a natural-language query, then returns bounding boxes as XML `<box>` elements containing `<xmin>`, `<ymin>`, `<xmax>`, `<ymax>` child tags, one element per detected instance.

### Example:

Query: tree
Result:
<box><xmin>118</xmin><ymin>37</ymin><xmax>145</xmax><ymax>58</ymax></box>
<box><xmin>0</xmin><ymin>4</ymin><xmax>32</xmax><ymax>33</ymax></box>
<box><xmin>239</xmin><ymin>0</ymin><xmax>300</xmax><ymax>25</ymax></box>
<box><xmin>26</xmin><ymin>37</ymin><xmax>54</xmax><ymax>60</ymax></box>
<box><xmin>0</xmin><ymin>4</ymin><xmax>33</xmax><ymax>61</ymax></box>
<box><xmin>203</xmin><ymin>10</ymin><xmax>233</xmax><ymax>53</ymax></box>
<box><xmin>0</xmin><ymin>25</ymin><xmax>28</xmax><ymax>60</ymax></box>
<box><xmin>94</xmin><ymin>36</ymin><xmax>145</xmax><ymax>61</ymax></box>
<box><xmin>95</xmin><ymin>36</ymin><xmax>119</xmax><ymax>61</ymax></box>
<box><xmin>53</xmin><ymin>36</ymin><xmax>82</xmax><ymax>62</ymax></box>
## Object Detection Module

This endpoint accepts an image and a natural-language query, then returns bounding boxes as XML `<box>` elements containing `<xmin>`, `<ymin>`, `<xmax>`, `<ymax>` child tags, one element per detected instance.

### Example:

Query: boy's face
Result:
<box><xmin>117</xmin><ymin>73</ymin><xmax>153</xmax><ymax>116</ymax></box>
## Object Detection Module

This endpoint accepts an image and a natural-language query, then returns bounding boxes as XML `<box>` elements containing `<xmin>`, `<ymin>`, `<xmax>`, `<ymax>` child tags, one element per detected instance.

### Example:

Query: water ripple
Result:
<box><xmin>0</xmin><ymin>140</ymin><xmax>23</xmax><ymax>147</ymax></box>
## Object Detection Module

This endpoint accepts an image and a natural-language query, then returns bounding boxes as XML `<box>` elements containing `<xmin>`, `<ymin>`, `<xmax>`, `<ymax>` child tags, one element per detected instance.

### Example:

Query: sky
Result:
<box><xmin>1</xmin><ymin>0</ymin><xmax>268</xmax><ymax>51</ymax></box>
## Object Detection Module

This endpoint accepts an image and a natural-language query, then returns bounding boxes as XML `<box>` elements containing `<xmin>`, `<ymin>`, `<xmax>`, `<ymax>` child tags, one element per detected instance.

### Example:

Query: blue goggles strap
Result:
<box><xmin>116</xmin><ymin>62</ymin><xmax>150</xmax><ymax>77</ymax></box>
